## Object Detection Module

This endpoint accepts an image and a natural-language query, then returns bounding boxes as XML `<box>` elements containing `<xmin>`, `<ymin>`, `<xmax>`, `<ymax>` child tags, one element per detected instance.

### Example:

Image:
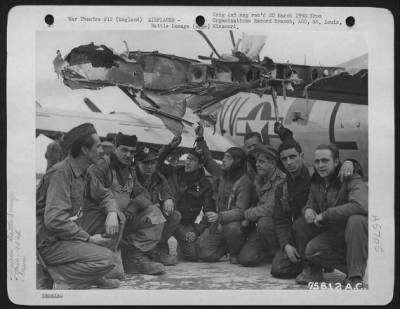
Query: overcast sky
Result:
<box><xmin>36</xmin><ymin>30</ymin><xmax>368</xmax><ymax>113</ymax></box>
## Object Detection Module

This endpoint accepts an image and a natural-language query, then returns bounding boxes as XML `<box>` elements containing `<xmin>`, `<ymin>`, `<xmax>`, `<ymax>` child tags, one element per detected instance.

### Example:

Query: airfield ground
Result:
<box><xmin>117</xmin><ymin>238</ymin><xmax>364</xmax><ymax>290</ymax></box>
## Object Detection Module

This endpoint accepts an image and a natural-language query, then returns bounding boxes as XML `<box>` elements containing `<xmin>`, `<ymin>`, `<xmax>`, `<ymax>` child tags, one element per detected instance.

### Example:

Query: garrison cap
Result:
<box><xmin>254</xmin><ymin>144</ymin><xmax>279</xmax><ymax>162</ymax></box>
<box><xmin>64</xmin><ymin>123</ymin><xmax>96</xmax><ymax>148</ymax></box>
<box><xmin>135</xmin><ymin>146</ymin><xmax>159</xmax><ymax>162</ymax></box>
<box><xmin>115</xmin><ymin>132</ymin><xmax>138</xmax><ymax>148</ymax></box>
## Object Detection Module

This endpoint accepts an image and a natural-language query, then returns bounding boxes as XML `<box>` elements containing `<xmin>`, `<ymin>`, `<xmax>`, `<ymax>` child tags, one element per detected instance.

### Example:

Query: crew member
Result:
<box><xmin>295</xmin><ymin>144</ymin><xmax>368</xmax><ymax>288</ymax></box>
<box><xmin>36</xmin><ymin>123</ymin><xmax>119</xmax><ymax>289</ymax></box>
<box><xmin>101</xmin><ymin>132</ymin><xmax>117</xmax><ymax>157</ymax></box>
<box><xmin>82</xmin><ymin>133</ymin><xmax>166</xmax><ymax>275</ymax></box>
<box><xmin>238</xmin><ymin>144</ymin><xmax>285</xmax><ymax>266</ymax></box>
<box><xmin>45</xmin><ymin>131</ymin><xmax>64</xmax><ymax>171</ymax></box>
<box><xmin>194</xmin><ymin>130</ymin><xmax>252</xmax><ymax>263</ymax></box>
<box><xmin>270</xmin><ymin>124</ymin><xmax>358</xmax><ymax>279</ymax></box>
<box><xmin>243</xmin><ymin>131</ymin><xmax>263</xmax><ymax>177</ymax></box>
<box><xmin>134</xmin><ymin>145</ymin><xmax>181</xmax><ymax>265</ymax></box>
<box><xmin>157</xmin><ymin>137</ymin><xmax>215</xmax><ymax>262</ymax></box>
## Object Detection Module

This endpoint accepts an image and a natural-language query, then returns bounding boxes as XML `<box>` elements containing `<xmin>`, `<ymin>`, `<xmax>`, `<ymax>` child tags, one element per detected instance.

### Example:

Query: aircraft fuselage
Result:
<box><xmin>215</xmin><ymin>93</ymin><xmax>368</xmax><ymax>176</ymax></box>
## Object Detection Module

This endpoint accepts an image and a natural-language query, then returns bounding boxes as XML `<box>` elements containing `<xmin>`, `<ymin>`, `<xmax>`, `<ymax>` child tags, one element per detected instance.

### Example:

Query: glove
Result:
<box><xmin>169</xmin><ymin>135</ymin><xmax>182</xmax><ymax>148</ymax></box>
<box><xmin>195</xmin><ymin>124</ymin><xmax>204</xmax><ymax>138</ymax></box>
<box><xmin>274</xmin><ymin>121</ymin><xmax>282</xmax><ymax>134</ymax></box>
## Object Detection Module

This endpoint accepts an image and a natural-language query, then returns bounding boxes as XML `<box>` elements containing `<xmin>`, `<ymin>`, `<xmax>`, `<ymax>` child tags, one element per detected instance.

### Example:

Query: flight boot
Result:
<box><xmin>94</xmin><ymin>277</ymin><xmax>120</xmax><ymax>289</ymax></box>
<box><xmin>124</xmin><ymin>247</ymin><xmax>165</xmax><ymax>275</ymax></box>
<box><xmin>295</xmin><ymin>263</ymin><xmax>323</xmax><ymax>285</ymax></box>
<box><xmin>148</xmin><ymin>243</ymin><xmax>177</xmax><ymax>266</ymax></box>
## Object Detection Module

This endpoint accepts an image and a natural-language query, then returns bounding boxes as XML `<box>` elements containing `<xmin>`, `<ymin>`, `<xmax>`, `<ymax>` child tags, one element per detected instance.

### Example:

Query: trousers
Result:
<box><xmin>271</xmin><ymin>215</ymin><xmax>368</xmax><ymax>279</ymax></box>
<box><xmin>239</xmin><ymin>216</ymin><xmax>280</xmax><ymax>266</ymax></box>
<box><xmin>306</xmin><ymin>215</ymin><xmax>368</xmax><ymax>278</ymax></box>
<box><xmin>39</xmin><ymin>240</ymin><xmax>116</xmax><ymax>288</ymax></box>
<box><xmin>271</xmin><ymin>217</ymin><xmax>322</xmax><ymax>278</ymax></box>
<box><xmin>196</xmin><ymin>221</ymin><xmax>245</xmax><ymax>262</ymax></box>
<box><xmin>174</xmin><ymin>223</ymin><xmax>199</xmax><ymax>261</ymax></box>
<box><xmin>160</xmin><ymin>210</ymin><xmax>182</xmax><ymax>244</ymax></box>
<box><xmin>121</xmin><ymin>204</ymin><xmax>165</xmax><ymax>253</ymax></box>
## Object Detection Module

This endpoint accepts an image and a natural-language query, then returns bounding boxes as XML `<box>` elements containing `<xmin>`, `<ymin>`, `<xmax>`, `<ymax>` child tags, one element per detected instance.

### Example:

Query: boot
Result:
<box><xmin>105</xmin><ymin>250</ymin><xmax>125</xmax><ymax>280</ymax></box>
<box><xmin>94</xmin><ymin>277</ymin><xmax>120</xmax><ymax>289</ymax></box>
<box><xmin>124</xmin><ymin>247</ymin><xmax>165</xmax><ymax>275</ymax></box>
<box><xmin>323</xmin><ymin>267</ymin><xmax>335</xmax><ymax>273</ymax></box>
<box><xmin>295</xmin><ymin>263</ymin><xmax>323</xmax><ymax>285</ymax></box>
<box><xmin>229</xmin><ymin>254</ymin><xmax>240</xmax><ymax>264</ymax></box>
<box><xmin>148</xmin><ymin>243</ymin><xmax>177</xmax><ymax>266</ymax></box>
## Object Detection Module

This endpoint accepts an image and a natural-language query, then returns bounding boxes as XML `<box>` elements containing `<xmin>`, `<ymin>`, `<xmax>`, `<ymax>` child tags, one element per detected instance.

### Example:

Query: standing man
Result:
<box><xmin>295</xmin><ymin>144</ymin><xmax>368</xmax><ymax>288</ymax></box>
<box><xmin>134</xmin><ymin>145</ymin><xmax>181</xmax><ymax>265</ymax></box>
<box><xmin>36</xmin><ymin>123</ymin><xmax>119</xmax><ymax>289</ymax></box>
<box><xmin>82</xmin><ymin>133</ymin><xmax>166</xmax><ymax>275</ymax></box>
<box><xmin>45</xmin><ymin>131</ymin><xmax>64</xmax><ymax>171</ymax></box>
<box><xmin>238</xmin><ymin>144</ymin><xmax>285</xmax><ymax>266</ymax></box>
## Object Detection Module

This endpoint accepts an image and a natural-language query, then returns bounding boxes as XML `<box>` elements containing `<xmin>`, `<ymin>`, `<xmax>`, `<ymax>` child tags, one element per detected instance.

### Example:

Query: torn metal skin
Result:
<box><xmin>53</xmin><ymin>35</ymin><xmax>366</xmax><ymax>136</ymax></box>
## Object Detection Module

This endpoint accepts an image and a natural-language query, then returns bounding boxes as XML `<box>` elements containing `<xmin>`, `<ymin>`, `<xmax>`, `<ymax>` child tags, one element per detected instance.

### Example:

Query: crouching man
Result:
<box><xmin>134</xmin><ymin>145</ymin><xmax>181</xmax><ymax>265</ymax></box>
<box><xmin>157</xmin><ymin>137</ymin><xmax>215</xmax><ymax>261</ymax></box>
<box><xmin>82</xmin><ymin>133</ymin><xmax>166</xmax><ymax>275</ymax></box>
<box><xmin>239</xmin><ymin>144</ymin><xmax>285</xmax><ymax>266</ymax></box>
<box><xmin>295</xmin><ymin>144</ymin><xmax>368</xmax><ymax>288</ymax></box>
<box><xmin>36</xmin><ymin>123</ymin><xmax>119</xmax><ymax>289</ymax></box>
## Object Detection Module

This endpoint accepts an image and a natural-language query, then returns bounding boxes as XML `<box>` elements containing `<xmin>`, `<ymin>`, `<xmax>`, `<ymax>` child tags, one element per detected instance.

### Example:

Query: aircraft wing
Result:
<box><xmin>36</xmin><ymin>106</ymin><xmax>236</xmax><ymax>159</ymax></box>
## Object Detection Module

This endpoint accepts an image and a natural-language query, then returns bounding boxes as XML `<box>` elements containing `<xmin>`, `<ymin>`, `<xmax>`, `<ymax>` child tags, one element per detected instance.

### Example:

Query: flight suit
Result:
<box><xmin>135</xmin><ymin>168</ymin><xmax>182</xmax><ymax>263</ymax></box>
<box><xmin>193</xmin><ymin>139</ymin><xmax>251</xmax><ymax>262</ymax></box>
<box><xmin>270</xmin><ymin>165</ymin><xmax>312</xmax><ymax>278</ymax></box>
<box><xmin>239</xmin><ymin>167</ymin><xmax>285</xmax><ymax>266</ymax></box>
<box><xmin>157</xmin><ymin>144</ymin><xmax>215</xmax><ymax>262</ymax></box>
<box><xmin>82</xmin><ymin>155</ymin><xmax>166</xmax><ymax>275</ymax></box>
<box><xmin>301</xmin><ymin>172</ymin><xmax>368</xmax><ymax>280</ymax></box>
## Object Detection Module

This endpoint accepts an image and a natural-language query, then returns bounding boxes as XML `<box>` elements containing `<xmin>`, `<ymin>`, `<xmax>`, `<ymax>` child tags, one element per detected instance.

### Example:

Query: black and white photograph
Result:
<box><xmin>7</xmin><ymin>6</ymin><xmax>394</xmax><ymax>306</ymax></box>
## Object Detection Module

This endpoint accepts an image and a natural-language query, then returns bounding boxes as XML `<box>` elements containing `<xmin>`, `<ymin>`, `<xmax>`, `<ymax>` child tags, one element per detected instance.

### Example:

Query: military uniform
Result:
<box><xmin>270</xmin><ymin>164</ymin><xmax>312</xmax><ymax>278</ymax></box>
<box><xmin>134</xmin><ymin>146</ymin><xmax>181</xmax><ymax>265</ymax></box>
<box><xmin>193</xmin><ymin>141</ymin><xmax>251</xmax><ymax>263</ymax></box>
<box><xmin>36</xmin><ymin>124</ymin><xmax>118</xmax><ymax>289</ymax></box>
<box><xmin>239</xmin><ymin>165</ymin><xmax>286</xmax><ymax>266</ymax></box>
<box><xmin>82</xmin><ymin>149</ymin><xmax>166</xmax><ymax>275</ymax></box>
<box><xmin>157</xmin><ymin>144</ymin><xmax>215</xmax><ymax>261</ymax></box>
<box><xmin>298</xmin><ymin>168</ymin><xmax>368</xmax><ymax>282</ymax></box>
<box><xmin>45</xmin><ymin>140</ymin><xmax>63</xmax><ymax>171</ymax></box>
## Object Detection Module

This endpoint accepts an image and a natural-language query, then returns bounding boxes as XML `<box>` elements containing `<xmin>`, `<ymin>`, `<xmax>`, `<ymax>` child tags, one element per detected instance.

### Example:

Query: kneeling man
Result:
<box><xmin>296</xmin><ymin>144</ymin><xmax>368</xmax><ymax>288</ymax></box>
<box><xmin>83</xmin><ymin>133</ymin><xmax>166</xmax><ymax>275</ymax></box>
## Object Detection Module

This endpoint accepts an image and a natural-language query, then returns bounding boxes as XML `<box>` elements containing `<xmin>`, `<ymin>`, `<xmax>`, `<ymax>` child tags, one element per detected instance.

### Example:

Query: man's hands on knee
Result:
<box><xmin>284</xmin><ymin>244</ymin><xmax>301</xmax><ymax>263</ymax></box>
<box><xmin>162</xmin><ymin>199</ymin><xmax>174</xmax><ymax>217</ymax></box>
<box><xmin>105</xmin><ymin>212</ymin><xmax>119</xmax><ymax>235</ymax></box>
<box><xmin>313</xmin><ymin>213</ymin><xmax>324</xmax><ymax>227</ymax></box>
<box><xmin>304</xmin><ymin>208</ymin><xmax>317</xmax><ymax>224</ymax></box>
